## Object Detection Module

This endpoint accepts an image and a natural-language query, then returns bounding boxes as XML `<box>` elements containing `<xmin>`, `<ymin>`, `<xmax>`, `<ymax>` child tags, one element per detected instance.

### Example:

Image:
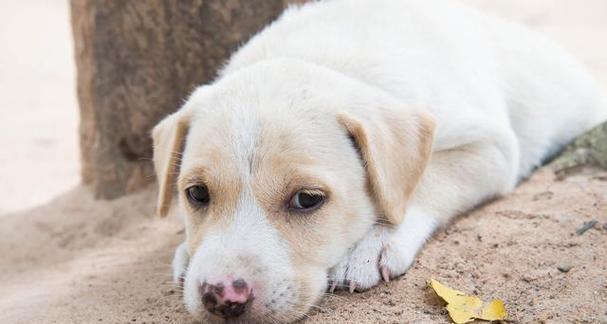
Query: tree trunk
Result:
<box><xmin>70</xmin><ymin>0</ymin><xmax>301</xmax><ymax>199</ymax></box>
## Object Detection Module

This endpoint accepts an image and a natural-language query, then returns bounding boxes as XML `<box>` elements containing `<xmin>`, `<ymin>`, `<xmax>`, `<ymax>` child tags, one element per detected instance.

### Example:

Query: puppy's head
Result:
<box><xmin>153</xmin><ymin>60</ymin><xmax>434</xmax><ymax>323</ymax></box>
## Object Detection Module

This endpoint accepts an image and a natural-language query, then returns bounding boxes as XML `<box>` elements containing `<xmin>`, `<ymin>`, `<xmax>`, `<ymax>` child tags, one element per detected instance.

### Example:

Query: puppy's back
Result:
<box><xmin>222</xmin><ymin>0</ymin><xmax>606</xmax><ymax>176</ymax></box>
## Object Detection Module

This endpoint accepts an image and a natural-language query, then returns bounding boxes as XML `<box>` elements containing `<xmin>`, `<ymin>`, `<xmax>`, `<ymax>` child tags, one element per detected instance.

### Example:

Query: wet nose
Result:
<box><xmin>201</xmin><ymin>278</ymin><xmax>254</xmax><ymax>319</ymax></box>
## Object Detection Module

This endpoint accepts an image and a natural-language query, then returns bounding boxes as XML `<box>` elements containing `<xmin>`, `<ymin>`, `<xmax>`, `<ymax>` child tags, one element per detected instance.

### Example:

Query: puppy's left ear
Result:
<box><xmin>152</xmin><ymin>106</ymin><xmax>194</xmax><ymax>217</ymax></box>
<box><xmin>338</xmin><ymin>107</ymin><xmax>435</xmax><ymax>225</ymax></box>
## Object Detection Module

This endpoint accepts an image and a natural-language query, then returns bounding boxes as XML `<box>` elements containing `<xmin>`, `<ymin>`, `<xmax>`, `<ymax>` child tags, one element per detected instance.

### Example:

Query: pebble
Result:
<box><xmin>557</xmin><ymin>264</ymin><xmax>573</xmax><ymax>273</ymax></box>
<box><xmin>576</xmin><ymin>220</ymin><xmax>598</xmax><ymax>235</ymax></box>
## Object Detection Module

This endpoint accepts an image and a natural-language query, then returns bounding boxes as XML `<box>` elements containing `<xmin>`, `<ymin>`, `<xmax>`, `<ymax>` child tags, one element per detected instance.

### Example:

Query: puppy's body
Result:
<box><xmin>154</xmin><ymin>0</ymin><xmax>606</xmax><ymax>322</ymax></box>
<box><xmin>226</xmin><ymin>0</ymin><xmax>604</xmax><ymax>177</ymax></box>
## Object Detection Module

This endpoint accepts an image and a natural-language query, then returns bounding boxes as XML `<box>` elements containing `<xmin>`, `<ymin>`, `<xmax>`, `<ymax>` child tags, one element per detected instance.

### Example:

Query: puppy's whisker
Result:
<box><xmin>146</xmin><ymin>273</ymin><xmax>178</xmax><ymax>277</ymax></box>
<box><xmin>156</xmin><ymin>281</ymin><xmax>182</xmax><ymax>286</ymax></box>
<box><xmin>282</xmin><ymin>301</ymin><xmax>313</xmax><ymax>320</ymax></box>
<box><xmin>306</xmin><ymin>303</ymin><xmax>328</xmax><ymax>312</ymax></box>
<box><xmin>320</xmin><ymin>293</ymin><xmax>348</xmax><ymax>302</ymax></box>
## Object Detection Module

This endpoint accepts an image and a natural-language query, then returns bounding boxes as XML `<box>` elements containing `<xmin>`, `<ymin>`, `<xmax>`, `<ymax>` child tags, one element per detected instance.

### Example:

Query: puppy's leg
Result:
<box><xmin>330</xmin><ymin>140</ymin><xmax>519</xmax><ymax>291</ymax></box>
<box><xmin>172</xmin><ymin>242</ymin><xmax>190</xmax><ymax>286</ymax></box>
<box><xmin>329</xmin><ymin>209</ymin><xmax>436</xmax><ymax>292</ymax></box>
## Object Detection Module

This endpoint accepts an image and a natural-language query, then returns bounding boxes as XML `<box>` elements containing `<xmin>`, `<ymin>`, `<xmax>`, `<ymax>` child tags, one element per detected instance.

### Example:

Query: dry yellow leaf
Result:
<box><xmin>429</xmin><ymin>279</ymin><xmax>507</xmax><ymax>324</ymax></box>
<box><xmin>480</xmin><ymin>299</ymin><xmax>508</xmax><ymax>321</ymax></box>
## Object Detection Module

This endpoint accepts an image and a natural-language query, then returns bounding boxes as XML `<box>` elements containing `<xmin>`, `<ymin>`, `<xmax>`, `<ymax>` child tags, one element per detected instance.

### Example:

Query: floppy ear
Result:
<box><xmin>337</xmin><ymin>107</ymin><xmax>435</xmax><ymax>225</ymax></box>
<box><xmin>152</xmin><ymin>107</ymin><xmax>193</xmax><ymax>217</ymax></box>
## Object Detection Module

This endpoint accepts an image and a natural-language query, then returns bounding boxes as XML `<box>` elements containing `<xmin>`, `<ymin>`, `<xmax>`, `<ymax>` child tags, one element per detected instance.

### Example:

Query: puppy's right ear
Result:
<box><xmin>337</xmin><ymin>107</ymin><xmax>435</xmax><ymax>225</ymax></box>
<box><xmin>152</xmin><ymin>106</ymin><xmax>193</xmax><ymax>217</ymax></box>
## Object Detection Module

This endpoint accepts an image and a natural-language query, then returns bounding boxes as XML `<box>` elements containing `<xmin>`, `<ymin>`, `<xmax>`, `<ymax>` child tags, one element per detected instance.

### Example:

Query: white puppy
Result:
<box><xmin>152</xmin><ymin>0</ymin><xmax>606</xmax><ymax>322</ymax></box>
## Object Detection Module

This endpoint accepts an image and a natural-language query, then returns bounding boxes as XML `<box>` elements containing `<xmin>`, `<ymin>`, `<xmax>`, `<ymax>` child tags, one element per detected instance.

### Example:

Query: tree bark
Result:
<box><xmin>71</xmin><ymin>0</ymin><xmax>300</xmax><ymax>199</ymax></box>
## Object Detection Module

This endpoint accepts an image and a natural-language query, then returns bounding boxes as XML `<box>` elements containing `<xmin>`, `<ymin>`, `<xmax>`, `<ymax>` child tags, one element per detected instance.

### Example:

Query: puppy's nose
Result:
<box><xmin>201</xmin><ymin>278</ymin><xmax>253</xmax><ymax>318</ymax></box>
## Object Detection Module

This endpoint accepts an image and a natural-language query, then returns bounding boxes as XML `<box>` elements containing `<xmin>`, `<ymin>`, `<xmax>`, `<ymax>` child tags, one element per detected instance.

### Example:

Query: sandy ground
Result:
<box><xmin>1</xmin><ymin>167</ymin><xmax>606</xmax><ymax>324</ymax></box>
<box><xmin>1</xmin><ymin>1</ymin><xmax>607</xmax><ymax>324</ymax></box>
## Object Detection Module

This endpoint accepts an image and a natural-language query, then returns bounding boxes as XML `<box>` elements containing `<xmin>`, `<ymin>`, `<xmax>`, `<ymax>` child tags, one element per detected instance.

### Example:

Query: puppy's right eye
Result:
<box><xmin>186</xmin><ymin>185</ymin><xmax>210</xmax><ymax>206</ymax></box>
<box><xmin>288</xmin><ymin>189</ymin><xmax>325</xmax><ymax>212</ymax></box>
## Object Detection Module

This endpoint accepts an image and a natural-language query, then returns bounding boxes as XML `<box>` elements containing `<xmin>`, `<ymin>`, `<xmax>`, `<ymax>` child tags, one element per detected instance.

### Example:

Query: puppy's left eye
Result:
<box><xmin>288</xmin><ymin>190</ymin><xmax>325</xmax><ymax>211</ymax></box>
<box><xmin>186</xmin><ymin>185</ymin><xmax>210</xmax><ymax>206</ymax></box>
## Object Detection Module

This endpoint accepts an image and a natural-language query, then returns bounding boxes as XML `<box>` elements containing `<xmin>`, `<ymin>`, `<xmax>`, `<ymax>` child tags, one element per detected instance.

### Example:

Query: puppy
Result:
<box><xmin>152</xmin><ymin>0</ymin><xmax>607</xmax><ymax>322</ymax></box>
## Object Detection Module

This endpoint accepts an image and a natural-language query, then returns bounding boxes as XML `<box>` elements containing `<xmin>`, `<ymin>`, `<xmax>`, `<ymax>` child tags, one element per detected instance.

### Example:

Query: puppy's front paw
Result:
<box><xmin>328</xmin><ymin>226</ymin><xmax>416</xmax><ymax>293</ymax></box>
<box><xmin>172</xmin><ymin>242</ymin><xmax>190</xmax><ymax>286</ymax></box>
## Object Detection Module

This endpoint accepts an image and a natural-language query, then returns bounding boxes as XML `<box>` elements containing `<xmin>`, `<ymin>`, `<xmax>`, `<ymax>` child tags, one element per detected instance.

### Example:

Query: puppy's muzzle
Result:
<box><xmin>201</xmin><ymin>278</ymin><xmax>254</xmax><ymax>319</ymax></box>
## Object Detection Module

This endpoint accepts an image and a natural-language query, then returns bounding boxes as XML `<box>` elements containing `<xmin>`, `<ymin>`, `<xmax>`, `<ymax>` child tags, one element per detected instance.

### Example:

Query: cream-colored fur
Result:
<box><xmin>152</xmin><ymin>0</ymin><xmax>607</xmax><ymax>322</ymax></box>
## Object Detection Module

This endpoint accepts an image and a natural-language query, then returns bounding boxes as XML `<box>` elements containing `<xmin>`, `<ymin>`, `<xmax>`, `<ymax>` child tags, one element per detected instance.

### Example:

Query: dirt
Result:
<box><xmin>1</xmin><ymin>167</ymin><xmax>606</xmax><ymax>324</ymax></box>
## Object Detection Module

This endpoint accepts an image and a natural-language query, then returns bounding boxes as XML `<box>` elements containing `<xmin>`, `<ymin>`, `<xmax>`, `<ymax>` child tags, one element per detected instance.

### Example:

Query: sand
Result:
<box><xmin>1</xmin><ymin>167</ymin><xmax>606</xmax><ymax>324</ymax></box>
<box><xmin>1</xmin><ymin>1</ymin><xmax>607</xmax><ymax>323</ymax></box>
